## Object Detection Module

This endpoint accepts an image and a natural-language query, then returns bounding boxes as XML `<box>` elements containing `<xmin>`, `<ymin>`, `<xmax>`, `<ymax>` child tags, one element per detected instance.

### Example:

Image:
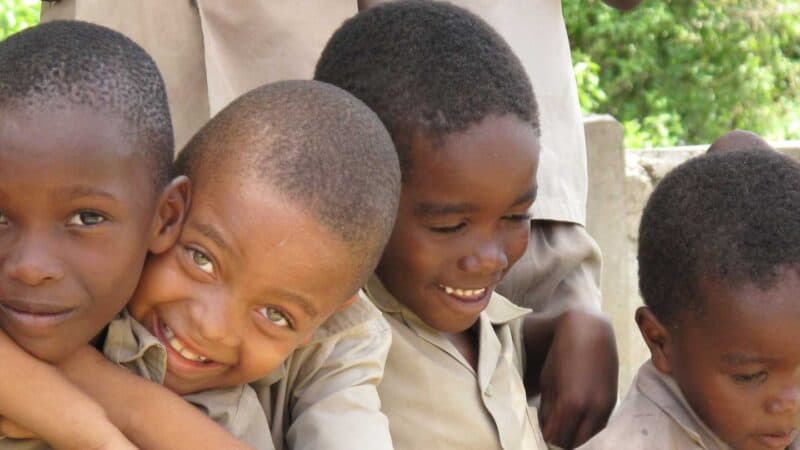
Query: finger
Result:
<box><xmin>0</xmin><ymin>419</ymin><xmax>37</xmax><ymax>439</ymax></box>
<box><xmin>573</xmin><ymin>411</ymin><xmax>608</xmax><ymax>448</ymax></box>
<box><xmin>544</xmin><ymin>405</ymin><xmax>582</xmax><ymax>450</ymax></box>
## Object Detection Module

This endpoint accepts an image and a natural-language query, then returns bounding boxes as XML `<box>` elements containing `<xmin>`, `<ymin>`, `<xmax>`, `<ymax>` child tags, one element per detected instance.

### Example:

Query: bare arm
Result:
<box><xmin>0</xmin><ymin>331</ymin><xmax>135</xmax><ymax>449</ymax></box>
<box><xmin>58</xmin><ymin>346</ymin><xmax>254</xmax><ymax>450</ymax></box>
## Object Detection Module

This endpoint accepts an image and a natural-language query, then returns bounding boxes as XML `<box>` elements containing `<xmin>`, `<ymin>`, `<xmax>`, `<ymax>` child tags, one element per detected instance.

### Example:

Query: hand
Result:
<box><xmin>538</xmin><ymin>310</ymin><xmax>618</xmax><ymax>449</ymax></box>
<box><xmin>0</xmin><ymin>416</ymin><xmax>37</xmax><ymax>440</ymax></box>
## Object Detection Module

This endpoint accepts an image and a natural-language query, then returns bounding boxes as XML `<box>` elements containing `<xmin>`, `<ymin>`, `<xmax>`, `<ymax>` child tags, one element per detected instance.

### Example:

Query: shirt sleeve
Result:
<box><xmin>283</xmin><ymin>314</ymin><xmax>394</xmax><ymax>450</ymax></box>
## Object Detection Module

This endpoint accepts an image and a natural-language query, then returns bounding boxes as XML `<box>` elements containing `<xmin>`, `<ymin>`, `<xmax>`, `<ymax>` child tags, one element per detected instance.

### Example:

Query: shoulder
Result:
<box><xmin>308</xmin><ymin>290</ymin><xmax>389</xmax><ymax>343</ymax></box>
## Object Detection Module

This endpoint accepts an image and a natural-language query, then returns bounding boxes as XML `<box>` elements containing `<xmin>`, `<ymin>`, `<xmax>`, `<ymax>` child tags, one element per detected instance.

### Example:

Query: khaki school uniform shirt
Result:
<box><xmin>579</xmin><ymin>361</ymin><xmax>800</xmax><ymax>450</ymax></box>
<box><xmin>102</xmin><ymin>310</ymin><xmax>275</xmax><ymax>450</ymax></box>
<box><xmin>364</xmin><ymin>276</ymin><xmax>547</xmax><ymax>450</ymax></box>
<box><xmin>251</xmin><ymin>291</ymin><xmax>394</xmax><ymax>450</ymax></box>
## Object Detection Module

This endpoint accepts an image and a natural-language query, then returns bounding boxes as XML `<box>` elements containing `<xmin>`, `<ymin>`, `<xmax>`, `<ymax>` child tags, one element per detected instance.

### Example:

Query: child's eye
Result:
<box><xmin>503</xmin><ymin>213</ymin><xmax>532</xmax><ymax>222</ymax></box>
<box><xmin>0</xmin><ymin>211</ymin><xmax>7</xmax><ymax>225</ymax></box>
<box><xmin>190</xmin><ymin>248</ymin><xmax>215</xmax><ymax>275</ymax></box>
<box><xmin>67</xmin><ymin>211</ymin><xmax>107</xmax><ymax>226</ymax></box>
<box><xmin>257</xmin><ymin>306</ymin><xmax>291</xmax><ymax>328</ymax></box>
<box><xmin>430</xmin><ymin>222</ymin><xmax>467</xmax><ymax>233</ymax></box>
<box><xmin>733</xmin><ymin>371</ymin><xmax>768</xmax><ymax>384</ymax></box>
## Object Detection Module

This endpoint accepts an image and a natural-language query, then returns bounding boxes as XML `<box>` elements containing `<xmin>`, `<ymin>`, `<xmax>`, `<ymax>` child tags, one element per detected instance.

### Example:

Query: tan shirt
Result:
<box><xmin>579</xmin><ymin>361</ymin><xmax>800</xmax><ymax>450</ymax></box>
<box><xmin>102</xmin><ymin>310</ymin><xmax>275</xmax><ymax>450</ymax></box>
<box><xmin>365</xmin><ymin>276</ymin><xmax>547</xmax><ymax>450</ymax></box>
<box><xmin>251</xmin><ymin>291</ymin><xmax>394</xmax><ymax>450</ymax></box>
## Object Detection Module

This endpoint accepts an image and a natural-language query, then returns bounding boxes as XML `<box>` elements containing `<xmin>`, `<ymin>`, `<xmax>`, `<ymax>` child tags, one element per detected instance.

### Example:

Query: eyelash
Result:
<box><xmin>67</xmin><ymin>211</ymin><xmax>108</xmax><ymax>226</ymax></box>
<box><xmin>430</xmin><ymin>222</ymin><xmax>466</xmax><ymax>234</ymax></box>
<box><xmin>188</xmin><ymin>247</ymin><xmax>215</xmax><ymax>275</ymax></box>
<box><xmin>733</xmin><ymin>371</ymin><xmax>768</xmax><ymax>384</ymax></box>
<box><xmin>257</xmin><ymin>306</ymin><xmax>293</xmax><ymax>329</ymax></box>
<box><xmin>504</xmin><ymin>213</ymin><xmax>532</xmax><ymax>222</ymax></box>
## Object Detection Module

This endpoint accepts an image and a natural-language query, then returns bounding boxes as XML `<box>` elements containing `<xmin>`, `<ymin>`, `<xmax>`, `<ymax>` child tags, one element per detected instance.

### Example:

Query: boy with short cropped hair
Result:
<box><xmin>100</xmin><ymin>79</ymin><xmax>400</xmax><ymax>449</ymax></box>
<box><xmin>315</xmin><ymin>2</ymin><xmax>617</xmax><ymax>449</ymax></box>
<box><xmin>0</xmin><ymin>20</ymin><xmax>260</xmax><ymax>450</ymax></box>
<box><xmin>580</xmin><ymin>138</ymin><xmax>800</xmax><ymax>449</ymax></box>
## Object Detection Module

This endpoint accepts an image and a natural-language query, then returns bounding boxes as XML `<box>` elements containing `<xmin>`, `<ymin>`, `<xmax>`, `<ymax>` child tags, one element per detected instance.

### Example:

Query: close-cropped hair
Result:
<box><xmin>638</xmin><ymin>147</ymin><xmax>800</xmax><ymax>324</ymax></box>
<box><xmin>175</xmin><ymin>80</ymin><xmax>401</xmax><ymax>285</ymax></box>
<box><xmin>314</xmin><ymin>0</ymin><xmax>539</xmax><ymax>178</ymax></box>
<box><xmin>0</xmin><ymin>20</ymin><xmax>174</xmax><ymax>188</ymax></box>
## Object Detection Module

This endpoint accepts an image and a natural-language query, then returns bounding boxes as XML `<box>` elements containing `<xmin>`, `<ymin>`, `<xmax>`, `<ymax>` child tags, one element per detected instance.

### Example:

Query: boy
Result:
<box><xmin>579</xmin><ymin>138</ymin><xmax>800</xmax><ymax>449</ymax></box>
<box><xmin>315</xmin><ymin>2</ymin><xmax>617</xmax><ymax>449</ymax></box>
<box><xmin>100</xmin><ymin>79</ymin><xmax>400</xmax><ymax>449</ymax></box>
<box><xmin>0</xmin><ymin>20</ymin><xmax>261</xmax><ymax>450</ymax></box>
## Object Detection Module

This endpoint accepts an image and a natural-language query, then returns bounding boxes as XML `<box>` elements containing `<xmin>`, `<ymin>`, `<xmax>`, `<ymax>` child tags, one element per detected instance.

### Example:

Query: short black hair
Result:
<box><xmin>176</xmin><ymin>80</ymin><xmax>401</xmax><ymax>286</ymax></box>
<box><xmin>314</xmin><ymin>0</ymin><xmax>538</xmax><ymax>178</ymax></box>
<box><xmin>638</xmin><ymin>148</ymin><xmax>800</xmax><ymax>324</ymax></box>
<box><xmin>0</xmin><ymin>20</ymin><xmax>173</xmax><ymax>188</ymax></box>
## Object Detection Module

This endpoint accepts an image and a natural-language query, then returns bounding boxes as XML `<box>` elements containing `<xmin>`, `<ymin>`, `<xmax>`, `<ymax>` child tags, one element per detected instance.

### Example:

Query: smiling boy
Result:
<box><xmin>0</xmin><ymin>20</ymin><xmax>260</xmax><ymax>450</ymax></box>
<box><xmin>580</xmin><ymin>141</ymin><xmax>800</xmax><ymax>450</ymax></box>
<box><xmin>315</xmin><ymin>2</ymin><xmax>617</xmax><ymax>449</ymax></box>
<box><xmin>95</xmin><ymin>79</ymin><xmax>400</xmax><ymax>449</ymax></box>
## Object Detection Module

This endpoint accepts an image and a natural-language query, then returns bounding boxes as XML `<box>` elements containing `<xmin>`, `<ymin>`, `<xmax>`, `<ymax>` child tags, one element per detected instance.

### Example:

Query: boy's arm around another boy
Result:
<box><xmin>252</xmin><ymin>292</ymin><xmax>393</xmax><ymax>450</ymax></box>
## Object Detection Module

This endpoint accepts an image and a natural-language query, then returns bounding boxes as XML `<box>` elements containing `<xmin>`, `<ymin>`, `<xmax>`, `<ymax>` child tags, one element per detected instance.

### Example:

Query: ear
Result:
<box><xmin>337</xmin><ymin>291</ymin><xmax>361</xmax><ymax>312</ymax></box>
<box><xmin>147</xmin><ymin>176</ymin><xmax>191</xmax><ymax>254</ymax></box>
<box><xmin>635</xmin><ymin>306</ymin><xmax>675</xmax><ymax>375</ymax></box>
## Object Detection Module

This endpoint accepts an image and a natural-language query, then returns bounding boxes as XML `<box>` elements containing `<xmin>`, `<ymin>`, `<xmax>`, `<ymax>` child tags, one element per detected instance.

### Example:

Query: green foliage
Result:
<box><xmin>565</xmin><ymin>0</ymin><xmax>800</xmax><ymax>148</ymax></box>
<box><xmin>0</xmin><ymin>0</ymin><xmax>39</xmax><ymax>41</ymax></box>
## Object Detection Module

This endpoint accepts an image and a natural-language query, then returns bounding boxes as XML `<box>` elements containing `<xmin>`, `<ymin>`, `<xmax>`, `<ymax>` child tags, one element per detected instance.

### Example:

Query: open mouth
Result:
<box><xmin>158</xmin><ymin>320</ymin><xmax>214</xmax><ymax>365</ymax></box>
<box><xmin>438</xmin><ymin>284</ymin><xmax>490</xmax><ymax>303</ymax></box>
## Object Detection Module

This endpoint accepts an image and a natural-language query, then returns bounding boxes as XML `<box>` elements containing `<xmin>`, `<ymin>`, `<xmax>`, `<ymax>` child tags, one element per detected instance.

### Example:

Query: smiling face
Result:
<box><xmin>375</xmin><ymin>115</ymin><xmax>539</xmax><ymax>333</ymax></box>
<box><xmin>0</xmin><ymin>107</ymin><xmax>162</xmax><ymax>362</ymax></box>
<box><xmin>644</xmin><ymin>269</ymin><xmax>800</xmax><ymax>450</ymax></box>
<box><xmin>128</xmin><ymin>174</ymin><xmax>360</xmax><ymax>395</ymax></box>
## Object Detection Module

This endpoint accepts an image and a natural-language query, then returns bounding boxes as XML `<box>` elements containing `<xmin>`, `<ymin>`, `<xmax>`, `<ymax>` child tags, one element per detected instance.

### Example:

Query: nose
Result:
<box><xmin>3</xmin><ymin>233</ymin><xmax>64</xmax><ymax>286</ymax></box>
<box><xmin>458</xmin><ymin>234</ymin><xmax>509</xmax><ymax>275</ymax></box>
<box><xmin>187</xmin><ymin>291</ymin><xmax>241</xmax><ymax>348</ymax></box>
<box><xmin>766</xmin><ymin>385</ymin><xmax>800</xmax><ymax>416</ymax></box>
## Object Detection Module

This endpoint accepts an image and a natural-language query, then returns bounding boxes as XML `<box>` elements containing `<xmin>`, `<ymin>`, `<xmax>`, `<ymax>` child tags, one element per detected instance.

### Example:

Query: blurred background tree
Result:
<box><xmin>0</xmin><ymin>0</ymin><xmax>38</xmax><ymax>41</ymax></box>
<box><xmin>565</xmin><ymin>0</ymin><xmax>800</xmax><ymax>148</ymax></box>
<box><xmin>1</xmin><ymin>0</ymin><xmax>797</xmax><ymax>148</ymax></box>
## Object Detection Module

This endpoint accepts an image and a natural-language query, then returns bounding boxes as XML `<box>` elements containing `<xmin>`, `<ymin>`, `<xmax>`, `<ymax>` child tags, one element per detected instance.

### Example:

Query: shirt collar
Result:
<box><xmin>103</xmin><ymin>309</ymin><xmax>168</xmax><ymax>384</ymax></box>
<box><xmin>636</xmin><ymin>360</ymin><xmax>732</xmax><ymax>450</ymax></box>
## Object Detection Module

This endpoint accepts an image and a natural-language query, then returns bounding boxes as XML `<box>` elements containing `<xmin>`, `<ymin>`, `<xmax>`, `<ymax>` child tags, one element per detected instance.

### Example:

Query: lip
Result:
<box><xmin>756</xmin><ymin>429</ymin><xmax>798</xmax><ymax>449</ymax></box>
<box><xmin>436</xmin><ymin>283</ymin><xmax>493</xmax><ymax>312</ymax></box>
<box><xmin>150</xmin><ymin>315</ymin><xmax>225</xmax><ymax>379</ymax></box>
<box><xmin>0</xmin><ymin>299</ymin><xmax>76</xmax><ymax>333</ymax></box>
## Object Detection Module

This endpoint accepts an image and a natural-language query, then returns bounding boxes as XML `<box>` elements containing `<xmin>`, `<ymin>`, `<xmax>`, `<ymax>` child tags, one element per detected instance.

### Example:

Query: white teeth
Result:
<box><xmin>162</xmin><ymin>324</ymin><xmax>209</xmax><ymax>363</ymax></box>
<box><xmin>440</xmin><ymin>285</ymin><xmax>487</xmax><ymax>298</ymax></box>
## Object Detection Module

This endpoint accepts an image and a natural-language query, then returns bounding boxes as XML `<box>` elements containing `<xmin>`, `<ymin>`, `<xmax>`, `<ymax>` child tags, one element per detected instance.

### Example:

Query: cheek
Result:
<box><xmin>128</xmin><ymin>251</ymin><xmax>185</xmax><ymax>318</ymax></box>
<box><xmin>505</xmin><ymin>225</ymin><xmax>531</xmax><ymax>267</ymax></box>
<box><xmin>239</xmin><ymin>335</ymin><xmax>296</xmax><ymax>383</ymax></box>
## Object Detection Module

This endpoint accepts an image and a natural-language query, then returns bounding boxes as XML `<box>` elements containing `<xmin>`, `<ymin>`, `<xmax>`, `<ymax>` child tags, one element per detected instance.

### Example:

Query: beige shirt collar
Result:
<box><xmin>365</xmin><ymin>274</ymin><xmax>530</xmax><ymax>375</ymax></box>
<box><xmin>637</xmin><ymin>361</ymin><xmax>742</xmax><ymax>450</ymax></box>
<box><xmin>103</xmin><ymin>309</ymin><xmax>168</xmax><ymax>384</ymax></box>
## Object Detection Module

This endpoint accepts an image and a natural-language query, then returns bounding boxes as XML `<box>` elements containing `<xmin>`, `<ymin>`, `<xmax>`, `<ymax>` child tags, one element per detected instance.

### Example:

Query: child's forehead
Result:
<box><xmin>684</xmin><ymin>273</ymin><xmax>800</xmax><ymax>352</ymax></box>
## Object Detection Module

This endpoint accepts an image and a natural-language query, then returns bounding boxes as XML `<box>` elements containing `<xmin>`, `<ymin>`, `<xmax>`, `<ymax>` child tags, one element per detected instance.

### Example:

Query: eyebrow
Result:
<box><xmin>514</xmin><ymin>185</ymin><xmax>538</xmax><ymax>207</ymax></box>
<box><xmin>275</xmin><ymin>290</ymin><xmax>320</xmax><ymax>319</ymax></box>
<box><xmin>414</xmin><ymin>185</ymin><xmax>538</xmax><ymax>217</ymax></box>
<box><xmin>54</xmin><ymin>185</ymin><xmax>117</xmax><ymax>201</ymax></box>
<box><xmin>188</xmin><ymin>221</ymin><xmax>236</xmax><ymax>258</ymax></box>
<box><xmin>722</xmin><ymin>354</ymin><xmax>775</xmax><ymax>365</ymax></box>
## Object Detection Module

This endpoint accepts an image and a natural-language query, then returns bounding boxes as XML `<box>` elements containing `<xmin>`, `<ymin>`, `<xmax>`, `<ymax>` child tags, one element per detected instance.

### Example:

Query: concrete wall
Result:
<box><xmin>584</xmin><ymin>115</ymin><xmax>800</xmax><ymax>395</ymax></box>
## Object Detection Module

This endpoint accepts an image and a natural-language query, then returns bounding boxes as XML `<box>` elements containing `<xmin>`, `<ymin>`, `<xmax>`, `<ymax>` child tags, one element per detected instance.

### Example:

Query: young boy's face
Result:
<box><xmin>0</xmin><ymin>107</ymin><xmax>163</xmax><ymax>362</ymax></box>
<box><xmin>128</xmin><ymin>173</ymin><xmax>359</xmax><ymax>395</ymax></box>
<box><xmin>375</xmin><ymin>115</ymin><xmax>539</xmax><ymax>333</ymax></box>
<box><xmin>652</xmin><ymin>270</ymin><xmax>800</xmax><ymax>450</ymax></box>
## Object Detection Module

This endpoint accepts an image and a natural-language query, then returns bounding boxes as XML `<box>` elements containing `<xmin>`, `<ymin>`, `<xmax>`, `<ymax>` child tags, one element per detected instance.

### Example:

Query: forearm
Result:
<box><xmin>521</xmin><ymin>314</ymin><xmax>560</xmax><ymax>395</ymax></box>
<box><xmin>0</xmin><ymin>331</ymin><xmax>128</xmax><ymax>449</ymax></box>
<box><xmin>59</xmin><ymin>347</ymin><xmax>253</xmax><ymax>450</ymax></box>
